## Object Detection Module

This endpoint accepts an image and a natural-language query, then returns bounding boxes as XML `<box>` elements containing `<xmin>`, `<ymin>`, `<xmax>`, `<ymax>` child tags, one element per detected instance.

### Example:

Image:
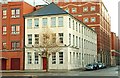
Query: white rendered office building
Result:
<box><xmin>24</xmin><ymin>3</ymin><xmax>97</xmax><ymax>70</ymax></box>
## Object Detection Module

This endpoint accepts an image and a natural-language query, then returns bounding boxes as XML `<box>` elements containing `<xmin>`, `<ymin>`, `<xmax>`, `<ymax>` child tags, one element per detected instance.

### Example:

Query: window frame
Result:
<box><xmin>11</xmin><ymin>8</ymin><xmax>20</xmax><ymax>18</ymax></box>
<box><xmin>72</xmin><ymin>8</ymin><xmax>77</xmax><ymax>13</ymax></box>
<box><xmin>28</xmin><ymin>34</ymin><xmax>32</xmax><ymax>45</ymax></box>
<box><xmin>2</xmin><ymin>9</ymin><xmax>7</xmax><ymax>19</ymax></box>
<box><xmin>51</xmin><ymin>17</ymin><xmax>56</xmax><ymax>27</ymax></box>
<box><xmin>83</xmin><ymin>7</ymin><xmax>88</xmax><ymax>12</ymax></box>
<box><xmin>11</xmin><ymin>41</ymin><xmax>20</xmax><ymax>50</ymax></box>
<box><xmin>52</xmin><ymin>52</ymin><xmax>56</xmax><ymax>64</ymax></box>
<box><xmin>83</xmin><ymin>18</ymin><xmax>89</xmax><ymax>23</ymax></box>
<box><xmin>28</xmin><ymin>52</ymin><xmax>32</xmax><ymax>64</ymax></box>
<box><xmin>27</xmin><ymin>19</ymin><xmax>32</xmax><ymax>29</ymax></box>
<box><xmin>2</xmin><ymin>26</ymin><xmax>7</xmax><ymax>35</ymax></box>
<box><xmin>34</xmin><ymin>18</ymin><xmax>39</xmax><ymax>28</ymax></box>
<box><xmin>59</xmin><ymin>52</ymin><xmax>63</xmax><ymax>64</ymax></box>
<box><xmin>58</xmin><ymin>17</ymin><xmax>63</xmax><ymax>27</ymax></box>
<box><xmin>91</xmin><ymin>6</ymin><xmax>96</xmax><ymax>11</ymax></box>
<box><xmin>11</xmin><ymin>24</ymin><xmax>20</xmax><ymax>34</ymax></box>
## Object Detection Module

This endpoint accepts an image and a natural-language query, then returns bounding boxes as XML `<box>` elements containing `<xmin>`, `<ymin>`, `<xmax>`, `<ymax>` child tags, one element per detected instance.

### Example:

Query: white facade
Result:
<box><xmin>25</xmin><ymin>14</ymin><xmax>97</xmax><ymax>70</ymax></box>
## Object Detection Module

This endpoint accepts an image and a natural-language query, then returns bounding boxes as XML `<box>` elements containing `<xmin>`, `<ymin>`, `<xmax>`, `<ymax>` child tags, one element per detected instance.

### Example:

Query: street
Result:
<box><xmin>1</xmin><ymin>66</ymin><xmax>119</xmax><ymax>76</ymax></box>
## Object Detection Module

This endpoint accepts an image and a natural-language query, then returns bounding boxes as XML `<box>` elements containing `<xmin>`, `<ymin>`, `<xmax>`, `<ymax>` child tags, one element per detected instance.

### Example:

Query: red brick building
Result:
<box><xmin>111</xmin><ymin>32</ymin><xmax>120</xmax><ymax>66</ymax></box>
<box><xmin>1</xmin><ymin>1</ymin><xmax>34</xmax><ymax>70</ymax></box>
<box><xmin>47</xmin><ymin>0</ymin><xmax>111</xmax><ymax>65</ymax></box>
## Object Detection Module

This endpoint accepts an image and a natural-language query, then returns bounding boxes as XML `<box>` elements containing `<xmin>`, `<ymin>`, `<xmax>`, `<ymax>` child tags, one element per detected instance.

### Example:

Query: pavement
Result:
<box><xmin>1</xmin><ymin>69</ymin><xmax>70</xmax><ymax>73</ymax></box>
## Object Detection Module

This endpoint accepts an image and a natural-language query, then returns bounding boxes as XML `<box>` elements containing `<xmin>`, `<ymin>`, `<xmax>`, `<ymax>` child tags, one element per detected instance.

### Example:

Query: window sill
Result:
<box><xmin>11</xmin><ymin>17</ymin><xmax>20</xmax><ymax>19</ymax></box>
<box><xmin>11</xmin><ymin>33</ymin><xmax>20</xmax><ymax>35</ymax></box>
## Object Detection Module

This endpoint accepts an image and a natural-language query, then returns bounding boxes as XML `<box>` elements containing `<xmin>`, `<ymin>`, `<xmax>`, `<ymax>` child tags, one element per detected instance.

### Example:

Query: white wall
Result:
<box><xmin>25</xmin><ymin>14</ymin><xmax>97</xmax><ymax>70</ymax></box>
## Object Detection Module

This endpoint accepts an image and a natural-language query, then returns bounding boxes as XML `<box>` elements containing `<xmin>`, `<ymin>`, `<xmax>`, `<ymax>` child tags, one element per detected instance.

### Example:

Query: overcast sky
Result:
<box><xmin>1</xmin><ymin>0</ymin><xmax>120</xmax><ymax>35</ymax></box>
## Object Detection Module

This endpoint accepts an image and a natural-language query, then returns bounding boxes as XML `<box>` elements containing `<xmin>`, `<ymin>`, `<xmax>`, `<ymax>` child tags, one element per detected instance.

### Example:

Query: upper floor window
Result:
<box><xmin>69</xmin><ymin>18</ymin><xmax>71</xmax><ymax>28</ymax></box>
<box><xmin>58</xmin><ymin>17</ymin><xmax>63</xmax><ymax>27</ymax></box>
<box><xmin>65</xmin><ymin>8</ymin><xmax>69</xmax><ymax>13</ymax></box>
<box><xmin>28</xmin><ymin>34</ymin><xmax>32</xmax><ymax>45</ymax></box>
<box><xmin>11</xmin><ymin>41</ymin><xmax>20</xmax><ymax>50</ymax></box>
<box><xmin>73</xmin><ymin>35</ymin><xmax>75</xmax><ymax>46</ymax></box>
<box><xmin>58</xmin><ymin>33</ymin><xmax>63</xmax><ymax>43</ymax></box>
<box><xmin>76</xmin><ymin>22</ymin><xmax>78</xmax><ymax>31</ymax></box>
<box><xmin>72</xmin><ymin>8</ymin><xmax>77</xmax><ymax>13</ymax></box>
<box><xmin>76</xmin><ymin>36</ymin><xmax>78</xmax><ymax>47</ymax></box>
<box><xmin>73</xmin><ymin>20</ymin><xmax>75</xmax><ymax>30</ymax></box>
<box><xmin>27</xmin><ymin>19</ymin><xmax>32</xmax><ymax>29</ymax></box>
<box><xmin>34</xmin><ymin>19</ymin><xmax>39</xmax><ymax>28</ymax></box>
<box><xmin>2</xmin><ymin>26</ymin><xmax>7</xmax><ymax>35</ymax></box>
<box><xmin>91</xmin><ymin>17</ymin><xmax>96</xmax><ymax>22</ymax></box>
<box><xmin>91</xmin><ymin>6</ymin><xmax>95</xmax><ymax>11</ymax></box>
<box><xmin>2</xmin><ymin>42</ymin><xmax>6</xmax><ymax>50</ymax></box>
<box><xmin>51</xmin><ymin>17</ymin><xmax>56</xmax><ymax>27</ymax></box>
<box><xmin>42</xmin><ymin>18</ymin><xmax>47</xmax><ymax>27</ymax></box>
<box><xmin>69</xmin><ymin>33</ymin><xmax>71</xmax><ymax>45</ymax></box>
<box><xmin>83</xmin><ymin>7</ymin><xmax>88</xmax><ymax>12</ymax></box>
<box><xmin>2</xmin><ymin>9</ymin><xmax>7</xmax><ymax>19</ymax></box>
<box><xmin>11</xmin><ymin>25</ymin><xmax>20</xmax><ymax>34</ymax></box>
<box><xmin>83</xmin><ymin>18</ymin><xmax>88</xmax><ymax>23</ymax></box>
<box><xmin>35</xmin><ymin>34</ymin><xmax>39</xmax><ymax>45</ymax></box>
<box><xmin>11</xmin><ymin>8</ymin><xmax>20</xmax><ymax>18</ymax></box>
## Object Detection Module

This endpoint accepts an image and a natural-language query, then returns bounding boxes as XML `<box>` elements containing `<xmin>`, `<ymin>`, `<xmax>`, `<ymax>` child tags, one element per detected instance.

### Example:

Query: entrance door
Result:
<box><xmin>2</xmin><ymin>59</ymin><xmax>6</xmax><ymax>70</ymax></box>
<box><xmin>11</xmin><ymin>58</ymin><xmax>20</xmax><ymax>70</ymax></box>
<box><xmin>43</xmin><ymin>57</ymin><xmax>47</xmax><ymax>70</ymax></box>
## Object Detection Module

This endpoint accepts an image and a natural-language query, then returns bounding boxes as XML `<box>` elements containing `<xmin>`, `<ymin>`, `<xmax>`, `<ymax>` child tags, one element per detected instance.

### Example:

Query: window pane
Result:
<box><xmin>28</xmin><ymin>52</ymin><xmax>32</xmax><ymax>64</ymax></box>
<box><xmin>34</xmin><ymin>19</ymin><xmax>39</xmax><ymax>28</ymax></box>
<box><xmin>72</xmin><ymin>8</ymin><xmax>76</xmax><ymax>12</ymax></box>
<box><xmin>3</xmin><ymin>26</ymin><xmax>7</xmax><ymax>34</ymax></box>
<box><xmin>35</xmin><ymin>34</ymin><xmax>39</xmax><ymax>44</ymax></box>
<box><xmin>11</xmin><ymin>25</ymin><xmax>20</xmax><ymax>34</ymax></box>
<box><xmin>58</xmin><ymin>33</ymin><xmax>63</xmax><ymax>43</ymax></box>
<box><xmin>58</xmin><ymin>17</ymin><xmax>63</xmax><ymax>27</ymax></box>
<box><xmin>83</xmin><ymin>7</ymin><xmax>88</xmax><ymax>12</ymax></box>
<box><xmin>27</xmin><ymin>19</ymin><xmax>32</xmax><ymax>28</ymax></box>
<box><xmin>91</xmin><ymin>6</ymin><xmax>95</xmax><ymax>11</ymax></box>
<box><xmin>34</xmin><ymin>52</ymin><xmax>39</xmax><ymax>64</ymax></box>
<box><xmin>52</xmin><ymin>53</ymin><xmax>56</xmax><ymax>64</ymax></box>
<box><xmin>11</xmin><ymin>42</ymin><xmax>20</xmax><ymax>50</ymax></box>
<box><xmin>28</xmin><ymin>34</ymin><xmax>32</xmax><ymax>44</ymax></box>
<box><xmin>59</xmin><ymin>52</ymin><xmax>63</xmax><ymax>64</ymax></box>
<box><xmin>16</xmin><ymin>9</ymin><xmax>20</xmax><ymax>14</ymax></box>
<box><xmin>91</xmin><ymin>17</ymin><xmax>96</xmax><ymax>22</ymax></box>
<box><xmin>2</xmin><ymin>42</ymin><xmax>6</xmax><ymax>50</ymax></box>
<box><xmin>84</xmin><ymin>18</ymin><xmax>88</xmax><ymax>22</ymax></box>
<box><xmin>42</xmin><ymin>18</ymin><xmax>47</xmax><ymax>27</ymax></box>
<box><xmin>2</xmin><ymin>9</ymin><xmax>7</xmax><ymax>18</ymax></box>
<box><xmin>51</xmin><ymin>17</ymin><xmax>56</xmax><ymax>27</ymax></box>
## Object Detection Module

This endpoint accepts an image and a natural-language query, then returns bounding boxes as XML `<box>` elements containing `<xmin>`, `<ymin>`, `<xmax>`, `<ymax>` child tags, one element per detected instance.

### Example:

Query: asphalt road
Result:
<box><xmin>1</xmin><ymin>66</ymin><xmax>119</xmax><ymax>77</ymax></box>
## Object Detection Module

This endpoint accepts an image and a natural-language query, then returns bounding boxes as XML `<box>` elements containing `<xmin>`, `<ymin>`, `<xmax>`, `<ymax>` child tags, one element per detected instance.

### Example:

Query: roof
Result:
<box><xmin>24</xmin><ymin>2</ymin><xmax>68</xmax><ymax>17</ymax></box>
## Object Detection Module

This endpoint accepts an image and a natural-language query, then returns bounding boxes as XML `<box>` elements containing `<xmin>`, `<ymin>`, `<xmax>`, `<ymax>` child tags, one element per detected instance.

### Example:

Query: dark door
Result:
<box><xmin>11</xmin><ymin>58</ymin><xmax>20</xmax><ymax>70</ymax></box>
<box><xmin>43</xmin><ymin>57</ymin><xmax>47</xmax><ymax>70</ymax></box>
<box><xmin>2</xmin><ymin>59</ymin><xmax>6</xmax><ymax>70</ymax></box>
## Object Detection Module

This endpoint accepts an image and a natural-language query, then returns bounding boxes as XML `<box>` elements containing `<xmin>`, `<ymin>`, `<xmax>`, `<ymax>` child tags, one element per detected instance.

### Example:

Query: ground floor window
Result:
<box><xmin>52</xmin><ymin>52</ymin><xmax>56</xmax><ymax>64</ymax></box>
<box><xmin>59</xmin><ymin>52</ymin><xmax>63</xmax><ymax>64</ymax></box>
<box><xmin>28</xmin><ymin>52</ymin><xmax>32</xmax><ymax>64</ymax></box>
<box><xmin>34</xmin><ymin>52</ymin><xmax>39</xmax><ymax>64</ymax></box>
